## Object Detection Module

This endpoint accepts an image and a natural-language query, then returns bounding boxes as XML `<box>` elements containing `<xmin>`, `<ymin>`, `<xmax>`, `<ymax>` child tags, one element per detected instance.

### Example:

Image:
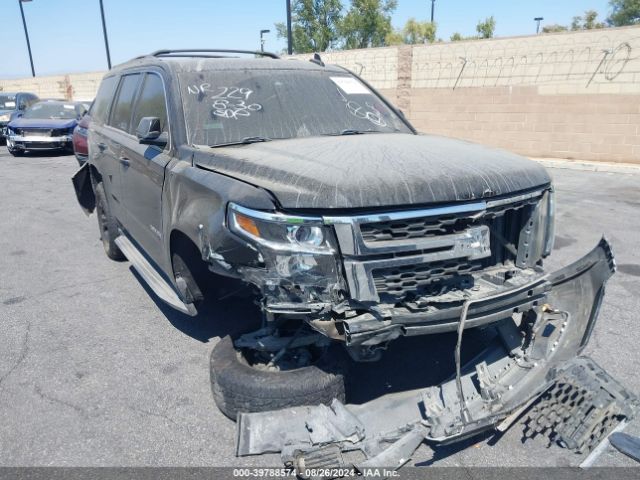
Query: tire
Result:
<box><xmin>210</xmin><ymin>336</ymin><xmax>347</xmax><ymax>420</ymax></box>
<box><xmin>171</xmin><ymin>251</ymin><xmax>205</xmax><ymax>305</ymax></box>
<box><xmin>94</xmin><ymin>183</ymin><xmax>125</xmax><ymax>261</ymax></box>
<box><xmin>8</xmin><ymin>149</ymin><xmax>23</xmax><ymax>157</ymax></box>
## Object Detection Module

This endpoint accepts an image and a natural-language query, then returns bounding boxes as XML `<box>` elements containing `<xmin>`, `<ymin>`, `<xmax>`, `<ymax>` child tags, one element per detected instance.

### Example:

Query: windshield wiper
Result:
<box><xmin>323</xmin><ymin>129</ymin><xmax>383</xmax><ymax>136</ymax></box>
<box><xmin>209</xmin><ymin>136</ymin><xmax>272</xmax><ymax>148</ymax></box>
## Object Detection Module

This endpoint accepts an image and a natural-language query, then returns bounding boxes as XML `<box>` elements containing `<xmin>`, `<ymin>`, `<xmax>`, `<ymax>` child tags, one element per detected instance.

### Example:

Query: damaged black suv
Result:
<box><xmin>74</xmin><ymin>50</ymin><xmax>622</xmax><ymax>461</ymax></box>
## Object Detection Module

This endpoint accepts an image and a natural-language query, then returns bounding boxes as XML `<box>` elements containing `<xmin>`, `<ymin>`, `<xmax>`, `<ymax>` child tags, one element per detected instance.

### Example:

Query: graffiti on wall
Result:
<box><xmin>411</xmin><ymin>31</ymin><xmax>640</xmax><ymax>90</ymax></box>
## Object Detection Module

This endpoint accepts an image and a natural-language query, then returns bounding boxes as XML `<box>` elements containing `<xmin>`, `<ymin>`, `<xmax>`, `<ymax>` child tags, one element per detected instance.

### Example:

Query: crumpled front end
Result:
<box><xmin>235</xmin><ymin>238</ymin><xmax>637</xmax><ymax>471</ymax></box>
<box><xmin>224</xmin><ymin>187</ymin><xmax>556</xmax><ymax>359</ymax></box>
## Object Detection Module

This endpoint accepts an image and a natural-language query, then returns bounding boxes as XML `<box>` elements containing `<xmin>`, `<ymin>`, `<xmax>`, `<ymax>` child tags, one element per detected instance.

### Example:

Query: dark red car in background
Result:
<box><xmin>72</xmin><ymin>109</ymin><xmax>91</xmax><ymax>165</ymax></box>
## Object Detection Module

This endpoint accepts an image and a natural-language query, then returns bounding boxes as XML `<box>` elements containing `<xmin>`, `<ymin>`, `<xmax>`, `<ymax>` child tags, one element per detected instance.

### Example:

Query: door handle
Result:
<box><xmin>119</xmin><ymin>156</ymin><xmax>130</xmax><ymax>167</ymax></box>
<box><xmin>97</xmin><ymin>142</ymin><xmax>107</xmax><ymax>151</ymax></box>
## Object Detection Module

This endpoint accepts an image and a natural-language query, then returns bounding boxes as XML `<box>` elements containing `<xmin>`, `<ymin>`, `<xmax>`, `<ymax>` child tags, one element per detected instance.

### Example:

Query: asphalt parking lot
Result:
<box><xmin>1</xmin><ymin>148</ymin><xmax>639</xmax><ymax>468</ymax></box>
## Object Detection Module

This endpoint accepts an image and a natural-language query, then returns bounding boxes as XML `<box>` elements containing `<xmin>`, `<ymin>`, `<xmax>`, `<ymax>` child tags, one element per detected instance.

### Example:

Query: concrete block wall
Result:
<box><xmin>409</xmin><ymin>86</ymin><xmax>640</xmax><ymax>163</ymax></box>
<box><xmin>0</xmin><ymin>71</ymin><xmax>104</xmax><ymax>101</ymax></box>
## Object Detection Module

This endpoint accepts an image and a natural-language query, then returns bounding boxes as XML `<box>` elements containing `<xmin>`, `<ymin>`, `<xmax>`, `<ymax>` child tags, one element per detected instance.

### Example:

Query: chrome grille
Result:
<box><xmin>369</xmin><ymin>209</ymin><xmax>524</xmax><ymax>300</ymax></box>
<box><xmin>328</xmin><ymin>188</ymin><xmax>548</xmax><ymax>302</ymax></box>
<box><xmin>360</xmin><ymin>214</ymin><xmax>470</xmax><ymax>242</ymax></box>
<box><xmin>373</xmin><ymin>259</ymin><xmax>483</xmax><ymax>297</ymax></box>
<box><xmin>360</xmin><ymin>196</ymin><xmax>539</xmax><ymax>244</ymax></box>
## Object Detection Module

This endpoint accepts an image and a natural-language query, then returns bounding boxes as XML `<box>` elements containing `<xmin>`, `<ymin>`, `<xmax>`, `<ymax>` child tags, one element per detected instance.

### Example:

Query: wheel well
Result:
<box><xmin>170</xmin><ymin>231</ymin><xmax>201</xmax><ymax>271</ymax></box>
<box><xmin>169</xmin><ymin>230</ymin><xmax>252</xmax><ymax>300</ymax></box>
<box><xmin>170</xmin><ymin>230</ymin><xmax>235</xmax><ymax>303</ymax></box>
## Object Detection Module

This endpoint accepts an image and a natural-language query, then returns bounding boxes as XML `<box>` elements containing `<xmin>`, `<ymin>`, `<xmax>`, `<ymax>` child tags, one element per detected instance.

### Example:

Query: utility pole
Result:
<box><xmin>534</xmin><ymin>17</ymin><xmax>544</xmax><ymax>34</ymax></box>
<box><xmin>99</xmin><ymin>0</ymin><xmax>112</xmax><ymax>69</ymax></box>
<box><xmin>18</xmin><ymin>0</ymin><xmax>35</xmax><ymax>77</ymax></box>
<box><xmin>260</xmin><ymin>29</ymin><xmax>270</xmax><ymax>52</ymax></box>
<box><xmin>286</xmin><ymin>0</ymin><xmax>293</xmax><ymax>55</ymax></box>
<box><xmin>430</xmin><ymin>0</ymin><xmax>435</xmax><ymax>23</ymax></box>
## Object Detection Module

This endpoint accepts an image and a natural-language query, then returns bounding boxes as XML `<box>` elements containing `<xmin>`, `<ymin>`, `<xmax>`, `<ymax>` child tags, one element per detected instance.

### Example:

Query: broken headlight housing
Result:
<box><xmin>227</xmin><ymin>203</ymin><xmax>344</xmax><ymax>306</ymax></box>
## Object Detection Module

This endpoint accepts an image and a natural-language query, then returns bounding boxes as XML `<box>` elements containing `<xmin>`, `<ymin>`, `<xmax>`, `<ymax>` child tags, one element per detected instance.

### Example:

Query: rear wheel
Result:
<box><xmin>94</xmin><ymin>183</ymin><xmax>125</xmax><ymax>261</ymax></box>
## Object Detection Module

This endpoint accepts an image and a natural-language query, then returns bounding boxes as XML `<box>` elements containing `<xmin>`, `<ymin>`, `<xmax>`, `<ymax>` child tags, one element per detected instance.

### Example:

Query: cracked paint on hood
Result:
<box><xmin>194</xmin><ymin>133</ymin><xmax>551</xmax><ymax>210</ymax></box>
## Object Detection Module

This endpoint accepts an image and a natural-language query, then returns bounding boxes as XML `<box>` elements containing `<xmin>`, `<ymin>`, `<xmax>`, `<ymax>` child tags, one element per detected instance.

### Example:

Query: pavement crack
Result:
<box><xmin>128</xmin><ymin>405</ymin><xmax>180</xmax><ymax>427</ymax></box>
<box><xmin>0</xmin><ymin>319</ymin><xmax>31</xmax><ymax>387</ymax></box>
<box><xmin>33</xmin><ymin>384</ymin><xmax>88</xmax><ymax>418</ymax></box>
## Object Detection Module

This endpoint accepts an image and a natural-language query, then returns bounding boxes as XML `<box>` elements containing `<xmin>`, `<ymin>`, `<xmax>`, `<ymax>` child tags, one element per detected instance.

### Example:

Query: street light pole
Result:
<box><xmin>260</xmin><ymin>29</ymin><xmax>270</xmax><ymax>52</ymax></box>
<box><xmin>534</xmin><ymin>17</ymin><xmax>544</xmax><ymax>34</ymax></box>
<box><xmin>286</xmin><ymin>0</ymin><xmax>293</xmax><ymax>55</ymax></box>
<box><xmin>99</xmin><ymin>0</ymin><xmax>112</xmax><ymax>69</ymax></box>
<box><xmin>18</xmin><ymin>0</ymin><xmax>35</xmax><ymax>77</ymax></box>
<box><xmin>430</xmin><ymin>0</ymin><xmax>435</xmax><ymax>23</ymax></box>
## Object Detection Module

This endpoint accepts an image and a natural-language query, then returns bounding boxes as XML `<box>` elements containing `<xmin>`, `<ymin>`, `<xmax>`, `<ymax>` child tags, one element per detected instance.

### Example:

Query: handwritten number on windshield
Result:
<box><xmin>187</xmin><ymin>84</ymin><xmax>262</xmax><ymax>120</ymax></box>
<box><xmin>337</xmin><ymin>88</ymin><xmax>387</xmax><ymax>127</ymax></box>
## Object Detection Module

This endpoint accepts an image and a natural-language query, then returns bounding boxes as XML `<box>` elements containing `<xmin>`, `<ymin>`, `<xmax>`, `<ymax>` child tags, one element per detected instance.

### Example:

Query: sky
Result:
<box><xmin>0</xmin><ymin>0</ymin><xmax>612</xmax><ymax>79</ymax></box>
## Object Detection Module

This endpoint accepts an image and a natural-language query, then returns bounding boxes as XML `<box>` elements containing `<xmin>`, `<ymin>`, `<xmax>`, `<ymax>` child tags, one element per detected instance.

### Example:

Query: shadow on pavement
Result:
<box><xmin>129</xmin><ymin>267</ymin><xmax>261</xmax><ymax>343</ymax></box>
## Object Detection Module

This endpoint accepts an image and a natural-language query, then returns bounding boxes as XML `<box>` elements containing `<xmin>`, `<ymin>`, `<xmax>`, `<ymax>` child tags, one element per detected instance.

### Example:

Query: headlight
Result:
<box><xmin>0</xmin><ymin>114</ymin><xmax>10</xmax><ymax>122</ymax></box>
<box><xmin>227</xmin><ymin>203</ymin><xmax>343</xmax><ymax>306</ymax></box>
<box><xmin>228</xmin><ymin>203</ymin><xmax>335</xmax><ymax>255</ymax></box>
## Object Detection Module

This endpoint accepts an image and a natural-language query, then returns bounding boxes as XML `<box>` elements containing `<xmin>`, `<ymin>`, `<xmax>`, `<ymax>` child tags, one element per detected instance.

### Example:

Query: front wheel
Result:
<box><xmin>94</xmin><ymin>183</ymin><xmax>125</xmax><ymax>261</ymax></box>
<box><xmin>8</xmin><ymin>148</ymin><xmax>23</xmax><ymax>157</ymax></box>
<box><xmin>210</xmin><ymin>336</ymin><xmax>347</xmax><ymax>420</ymax></box>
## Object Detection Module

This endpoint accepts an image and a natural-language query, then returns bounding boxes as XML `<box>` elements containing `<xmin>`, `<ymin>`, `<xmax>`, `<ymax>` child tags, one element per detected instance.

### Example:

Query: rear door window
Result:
<box><xmin>109</xmin><ymin>74</ymin><xmax>141</xmax><ymax>133</ymax></box>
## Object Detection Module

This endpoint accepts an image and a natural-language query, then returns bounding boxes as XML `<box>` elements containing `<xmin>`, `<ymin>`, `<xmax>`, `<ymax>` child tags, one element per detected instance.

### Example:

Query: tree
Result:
<box><xmin>476</xmin><ymin>16</ymin><xmax>496</xmax><ymax>38</ymax></box>
<box><xmin>404</xmin><ymin>18</ymin><xmax>436</xmax><ymax>44</ymax></box>
<box><xmin>275</xmin><ymin>0</ymin><xmax>343</xmax><ymax>53</ymax></box>
<box><xmin>339</xmin><ymin>0</ymin><xmax>398</xmax><ymax>49</ymax></box>
<box><xmin>385</xmin><ymin>30</ymin><xmax>404</xmax><ymax>45</ymax></box>
<box><xmin>542</xmin><ymin>24</ymin><xmax>569</xmax><ymax>33</ymax></box>
<box><xmin>450</xmin><ymin>32</ymin><xmax>463</xmax><ymax>42</ymax></box>
<box><xmin>608</xmin><ymin>0</ymin><xmax>640</xmax><ymax>26</ymax></box>
<box><xmin>386</xmin><ymin>18</ymin><xmax>436</xmax><ymax>45</ymax></box>
<box><xmin>571</xmin><ymin>10</ymin><xmax>606</xmax><ymax>30</ymax></box>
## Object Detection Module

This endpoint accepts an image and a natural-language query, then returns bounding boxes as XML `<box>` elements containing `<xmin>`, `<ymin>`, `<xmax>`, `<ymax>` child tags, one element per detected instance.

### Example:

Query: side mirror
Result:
<box><xmin>136</xmin><ymin>117</ymin><xmax>167</xmax><ymax>147</ymax></box>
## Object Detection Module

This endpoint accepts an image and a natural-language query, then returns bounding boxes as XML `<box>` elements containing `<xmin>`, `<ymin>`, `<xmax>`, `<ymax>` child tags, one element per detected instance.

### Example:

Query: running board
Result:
<box><xmin>115</xmin><ymin>235</ymin><xmax>197</xmax><ymax>317</ymax></box>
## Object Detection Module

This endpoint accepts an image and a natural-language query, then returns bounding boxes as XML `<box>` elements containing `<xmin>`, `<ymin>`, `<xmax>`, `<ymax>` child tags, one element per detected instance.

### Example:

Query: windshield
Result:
<box><xmin>179</xmin><ymin>69</ymin><xmax>412</xmax><ymax>146</ymax></box>
<box><xmin>23</xmin><ymin>102</ymin><xmax>79</xmax><ymax>120</ymax></box>
<box><xmin>0</xmin><ymin>95</ymin><xmax>17</xmax><ymax>110</ymax></box>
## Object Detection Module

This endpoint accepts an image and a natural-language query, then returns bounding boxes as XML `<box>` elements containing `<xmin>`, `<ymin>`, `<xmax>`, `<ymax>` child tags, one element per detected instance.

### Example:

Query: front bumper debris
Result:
<box><xmin>522</xmin><ymin>356</ymin><xmax>638</xmax><ymax>454</ymax></box>
<box><xmin>236</xmin><ymin>238</ymin><xmax>637</xmax><ymax>471</ymax></box>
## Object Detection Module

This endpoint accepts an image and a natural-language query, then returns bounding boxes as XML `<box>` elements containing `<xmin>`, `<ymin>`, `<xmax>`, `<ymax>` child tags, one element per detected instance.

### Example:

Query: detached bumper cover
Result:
<box><xmin>236</xmin><ymin>238</ymin><xmax>635</xmax><ymax>469</ymax></box>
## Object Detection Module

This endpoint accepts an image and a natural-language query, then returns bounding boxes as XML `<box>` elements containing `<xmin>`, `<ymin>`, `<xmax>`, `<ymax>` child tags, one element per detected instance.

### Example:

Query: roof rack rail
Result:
<box><xmin>149</xmin><ymin>49</ymin><xmax>280</xmax><ymax>59</ymax></box>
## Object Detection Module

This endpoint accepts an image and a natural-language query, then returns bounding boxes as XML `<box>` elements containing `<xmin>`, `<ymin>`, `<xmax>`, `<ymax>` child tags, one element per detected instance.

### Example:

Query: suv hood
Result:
<box><xmin>195</xmin><ymin>133</ymin><xmax>551</xmax><ymax>210</ymax></box>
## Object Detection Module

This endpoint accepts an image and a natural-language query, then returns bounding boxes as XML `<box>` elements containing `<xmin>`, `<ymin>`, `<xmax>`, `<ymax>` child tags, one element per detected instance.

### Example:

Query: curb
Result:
<box><xmin>531</xmin><ymin>157</ymin><xmax>640</xmax><ymax>175</ymax></box>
